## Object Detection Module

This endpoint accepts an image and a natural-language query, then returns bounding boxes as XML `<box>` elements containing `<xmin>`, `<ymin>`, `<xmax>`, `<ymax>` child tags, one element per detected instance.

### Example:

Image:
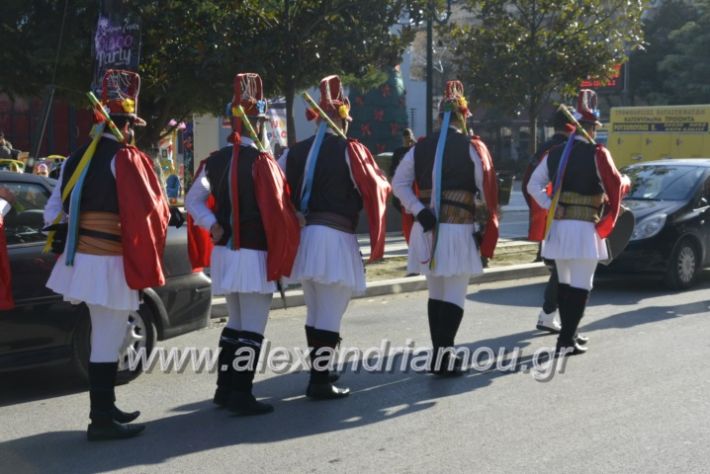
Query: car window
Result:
<box><xmin>0</xmin><ymin>181</ymin><xmax>50</xmax><ymax>245</ymax></box>
<box><xmin>625</xmin><ymin>165</ymin><xmax>704</xmax><ymax>201</ymax></box>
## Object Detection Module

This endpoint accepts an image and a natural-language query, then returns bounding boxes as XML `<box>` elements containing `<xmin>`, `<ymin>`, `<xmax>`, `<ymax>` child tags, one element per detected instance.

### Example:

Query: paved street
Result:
<box><xmin>2</xmin><ymin>273</ymin><xmax>710</xmax><ymax>473</ymax></box>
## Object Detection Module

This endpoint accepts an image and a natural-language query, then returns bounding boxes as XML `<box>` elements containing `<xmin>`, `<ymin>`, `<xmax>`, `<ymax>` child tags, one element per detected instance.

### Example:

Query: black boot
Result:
<box><xmin>556</xmin><ymin>285</ymin><xmax>589</xmax><ymax>356</ymax></box>
<box><xmin>227</xmin><ymin>331</ymin><xmax>273</xmax><ymax>416</ymax></box>
<box><xmin>214</xmin><ymin>328</ymin><xmax>240</xmax><ymax>407</ymax></box>
<box><xmin>430</xmin><ymin>301</ymin><xmax>465</xmax><ymax>377</ymax></box>
<box><xmin>305</xmin><ymin>325</ymin><xmax>339</xmax><ymax>383</ymax></box>
<box><xmin>87</xmin><ymin>362</ymin><xmax>144</xmax><ymax>441</ymax></box>
<box><xmin>306</xmin><ymin>328</ymin><xmax>350</xmax><ymax>400</ymax></box>
<box><xmin>88</xmin><ymin>362</ymin><xmax>140</xmax><ymax>424</ymax></box>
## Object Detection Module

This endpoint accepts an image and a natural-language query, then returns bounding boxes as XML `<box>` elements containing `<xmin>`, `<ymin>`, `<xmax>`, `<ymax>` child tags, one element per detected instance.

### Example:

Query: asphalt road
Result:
<box><xmin>2</xmin><ymin>273</ymin><xmax>710</xmax><ymax>473</ymax></box>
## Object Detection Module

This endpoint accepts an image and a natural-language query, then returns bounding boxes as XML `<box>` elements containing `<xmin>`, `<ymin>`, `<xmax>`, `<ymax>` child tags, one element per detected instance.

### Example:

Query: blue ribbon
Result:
<box><xmin>299</xmin><ymin>121</ymin><xmax>328</xmax><ymax>214</ymax></box>
<box><xmin>64</xmin><ymin>123</ymin><xmax>105</xmax><ymax>266</ymax></box>
<box><xmin>64</xmin><ymin>156</ymin><xmax>91</xmax><ymax>266</ymax></box>
<box><xmin>428</xmin><ymin>111</ymin><xmax>451</xmax><ymax>270</ymax></box>
<box><xmin>432</xmin><ymin>111</ymin><xmax>451</xmax><ymax>218</ymax></box>
<box><xmin>551</xmin><ymin>132</ymin><xmax>577</xmax><ymax>197</ymax></box>
<box><xmin>226</xmin><ymin>145</ymin><xmax>235</xmax><ymax>249</ymax></box>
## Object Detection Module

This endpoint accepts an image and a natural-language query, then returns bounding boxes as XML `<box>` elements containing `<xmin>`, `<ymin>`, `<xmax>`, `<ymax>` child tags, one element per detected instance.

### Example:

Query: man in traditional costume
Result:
<box><xmin>279</xmin><ymin>75</ymin><xmax>390</xmax><ymax>399</ymax></box>
<box><xmin>392</xmin><ymin>81</ymin><xmax>499</xmax><ymax>376</ymax></box>
<box><xmin>186</xmin><ymin>73</ymin><xmax>299</xmax><ymax>415</ymax></box>
<box><xmin>522</xmin><ymin>108</ymin><xmax>575</xmax><ymax>334</ymax></box>
<box><xmin>44</xmin><ymin>69</ymin><xmax>170</xmax><ymax>440</ymax></box>
<box><xmin>527</xmin><ymin>90</ymin><xmax>630</xmax><ymax>355</ymax></box>
<box><xmin>390</xmin><ymin>128</ymin><xmax>417</xmax><ymax>243</ymax></box>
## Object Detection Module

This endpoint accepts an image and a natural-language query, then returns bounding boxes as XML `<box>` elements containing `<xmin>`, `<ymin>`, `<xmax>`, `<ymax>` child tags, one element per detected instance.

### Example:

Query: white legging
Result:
<box><xmin>426</xmin><ymin>274</ymin><xmax>470</xmax><ymax>309</ymax></box>
<box><xmin>87</xmin><ymin>304</ymin><xmax>129</xmax><ymax>363</ymax></box>
<box><xmin>302</xmin><ymin>280</ymin><xmax>352</xmax><ymax>332</ymax></box>
<box><xmin>224</xmin><ymin>292</ymin><xmax>273</xmax><ymax>335</ymax></box>
<box><xmin>555</xmin><ymin>259</ymin><xmax>598</xmax><ymax>290</ymax></box>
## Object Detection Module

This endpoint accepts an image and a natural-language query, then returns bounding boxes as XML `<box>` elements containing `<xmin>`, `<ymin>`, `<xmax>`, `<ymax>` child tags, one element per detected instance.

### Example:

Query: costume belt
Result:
<box><xmin>554</xmin><ymin>192</ymin><xmax>604</xmax><ymax>223</ymax></box>
<box><xmin>419</xmin><ymin>189</ymin><xmax>476</xmax><ymax>224</ymax></box>
<box><xmin>77</xmin><ymin>211</ymin><xmax>122</xmax><ymax>256</ymax></box>
<box><xmin>306</xmin><ymin>211</ymin><xmax>356</xmax><ymax>234</ymax></box>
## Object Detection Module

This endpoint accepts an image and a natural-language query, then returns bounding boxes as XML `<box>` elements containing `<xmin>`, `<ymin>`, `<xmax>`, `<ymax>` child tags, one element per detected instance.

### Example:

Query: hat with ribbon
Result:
<box><xmin>574</xmin><ymin>89</ymin><xmax>602</xmax><ymax>127</ymax></box>
<box><xmin>306</xmin><ymin>75</ymin><xmax>352</xmax><ymax>122</ymax></box>
<box><xmin>438</xmin><ymin>80</ymin><xmax>471</xmax><ymax>119</ymax></box>
<box><xmin>101</xmin><ymin>69</ymin><xmax>146</xmax><ymax>127</ymax></box>
<box><xmin>232</xmin><ymin>73</ymin><xmax>268</xmax><ymax>119</ymax></box>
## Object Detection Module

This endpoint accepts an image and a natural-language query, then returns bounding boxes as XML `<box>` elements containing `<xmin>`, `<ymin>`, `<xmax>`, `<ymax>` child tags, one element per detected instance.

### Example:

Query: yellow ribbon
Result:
<box><xmin>42</xmin><ymin>127</ymin><xmax>103</xmax><ymax>253</ymax></box>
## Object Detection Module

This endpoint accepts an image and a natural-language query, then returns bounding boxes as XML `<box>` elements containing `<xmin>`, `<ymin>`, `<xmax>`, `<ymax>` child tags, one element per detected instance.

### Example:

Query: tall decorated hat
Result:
<box><xmin>575</xmin><ymin>89</ymin><xmax>602</xmax><ymax>127</ymax></box>
<box><xmin>438</xmin><ymin>80</ymin><xmax>471</xmax><ymax>118</ymax></box>
<box><xmin>306</xmin><ymin>75</ymin><xmax>352</xmax><ymax>122</ymax></box>
<box><xmin>101</xmin><ymin>69</ymin><xmax>146</xmax><ymax>126</ymax></box>
<box><xmin>233</xmin><ymin>72</ymin><xmax>268</xmax><ymax>118</ymax></box>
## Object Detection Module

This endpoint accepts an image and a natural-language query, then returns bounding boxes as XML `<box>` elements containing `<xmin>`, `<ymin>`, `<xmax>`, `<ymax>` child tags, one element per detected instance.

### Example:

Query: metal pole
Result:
<box><xmin>426</xmin><ymin>11</ymin><xmax>433</xmax><ymax>136</ymax></box>
<box><xmin>32</xmin><ymin>0</ymin><xmax>69</xmax><ymax>160</ymax></box>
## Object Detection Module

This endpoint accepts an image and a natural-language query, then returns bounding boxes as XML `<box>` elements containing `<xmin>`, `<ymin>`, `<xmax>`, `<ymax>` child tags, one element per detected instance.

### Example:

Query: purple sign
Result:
<box><xmin>91</xmin><ymin>1</ymin><xmax>141</xmax><ymax>93</ymax></box>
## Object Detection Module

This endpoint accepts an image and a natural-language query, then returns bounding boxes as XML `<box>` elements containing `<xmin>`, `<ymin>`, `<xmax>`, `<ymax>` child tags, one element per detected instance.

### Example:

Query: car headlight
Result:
<box><xmin>630</xmin><ymin>213</ymin><xmax>667</xmax><ymax>241</ymax></box>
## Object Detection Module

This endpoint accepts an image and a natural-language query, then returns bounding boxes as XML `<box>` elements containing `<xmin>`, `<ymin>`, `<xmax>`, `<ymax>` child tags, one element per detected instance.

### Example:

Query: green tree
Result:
<box><xmin>628</xmin><ymin>0</ymin><xmax>698</xmax><ymax>104</ymax></box>
<box><xmin>656</xmin><ymin>0</ymin><xmax>710</xmax><ymax>104</ymax></box>
<box><xmin>447</xmin><ymin>0</ymin><xmax>646</xmax><ymax>153</ymax></box>
<box><xmin>254</xmin><ymin>0</ymin><xmax>424</xmax><ymax>145</ymax></box>
<box><xmin>0</xmin><ymin>0</ymin><xmax>269</xmax><ymax>148</ymax></box>
<box><xmin>1</xmin><ymin>1</ymin><xmax>424</xmax><ymax>148</ymax></box>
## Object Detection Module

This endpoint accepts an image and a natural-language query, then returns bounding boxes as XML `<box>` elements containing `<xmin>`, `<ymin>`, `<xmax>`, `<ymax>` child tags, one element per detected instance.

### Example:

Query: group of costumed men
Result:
<box><xmin>0</xmin><ymin>64</ymin><xmax>629</xmax><ymax>441</ymax></box>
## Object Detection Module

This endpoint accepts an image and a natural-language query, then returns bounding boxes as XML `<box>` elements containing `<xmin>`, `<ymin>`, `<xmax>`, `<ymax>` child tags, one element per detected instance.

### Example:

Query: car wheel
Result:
<box><xmin>664</xmin><ymin>238</ymin><xmax>700</xmax><ymax>290</ymax></box>
<box><xmin>72</xmin><ymin>303</ymin><xmax>157</xmax><ymax>385</ymax></box>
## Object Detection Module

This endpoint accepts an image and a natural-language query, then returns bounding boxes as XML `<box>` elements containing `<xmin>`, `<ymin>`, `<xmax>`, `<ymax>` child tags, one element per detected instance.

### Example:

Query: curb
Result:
<box><xmin>211</xmin><ymin>262</ymin><xmax>549</xmax><ymax>317</ymax></box>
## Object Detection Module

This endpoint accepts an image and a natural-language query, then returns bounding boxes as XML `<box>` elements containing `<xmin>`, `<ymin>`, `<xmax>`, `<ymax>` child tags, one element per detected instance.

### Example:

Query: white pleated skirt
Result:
<box><xmin>542</xmin><ymin>220</ymin><xmax>608</xmax><ymax>260</ymax></box>
<box><xmin>407</xmin><ymin>222</ymin><xmax>483</xmax><ymax>277</ymax></box>
<box><xmin>46</xmin><ymin>252</ymin><xmax>140</xmax><ymax>311</ymax></box>
<box><xmin>288</xmin><ymin>225</ymin><xmax>366</xmax><ymax>294</ymax></box>
<box><xmin>210</xmin><ymin>245</ymin><xmax>276</xmax><ymax>295</ymax></box>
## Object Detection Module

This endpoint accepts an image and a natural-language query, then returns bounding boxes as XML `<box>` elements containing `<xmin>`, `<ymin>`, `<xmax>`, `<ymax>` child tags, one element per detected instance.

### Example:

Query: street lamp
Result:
<box><xmin>426</xmin><ymin>0</ymin><xmax>453</xmax><ymax>136</ymax></box>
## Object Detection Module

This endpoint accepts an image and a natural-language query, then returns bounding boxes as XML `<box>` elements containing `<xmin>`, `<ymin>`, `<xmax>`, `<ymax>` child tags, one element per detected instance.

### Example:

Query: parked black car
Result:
<box><xmin>0</xmin><ymin>171</ymin><xmax>212</xmax><ymax>382</ymax></box>
<box><xmin>598</xmin><ymin>159</ymin><xmax>710</xmax><ymax>289</ymax></box>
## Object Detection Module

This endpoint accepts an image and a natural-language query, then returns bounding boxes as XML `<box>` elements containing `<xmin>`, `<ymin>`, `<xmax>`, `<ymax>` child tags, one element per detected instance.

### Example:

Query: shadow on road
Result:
<box><xmin>0</xmin><ymin>326</ymin><xmax>562</xmax><ymax>472</ymax></box>
<box><xmin>468</xmin><ymin>271</ymin><xmax>710</xmax><ymax>309</ymax></box>
<box><xmin>0</xmin><ymin>364</ymin><xmax>86</xmax><ymax>408</ymax></box>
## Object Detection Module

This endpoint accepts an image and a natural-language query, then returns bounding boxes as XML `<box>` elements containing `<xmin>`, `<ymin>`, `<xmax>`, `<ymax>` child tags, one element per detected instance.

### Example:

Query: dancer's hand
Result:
<box><xmin>296</xmin><ymin>212</ymin><xmax>306</xmax><ymax>228</ymax></box>
<box><xmin>416</xmin><ymin>208</ymin><xmax>436</xmax><ymax>232</ymax></box>
<box><xmin>210</xmin><ymin>222</ymin><xmax>224</xmax><ymax>244</ymax></box>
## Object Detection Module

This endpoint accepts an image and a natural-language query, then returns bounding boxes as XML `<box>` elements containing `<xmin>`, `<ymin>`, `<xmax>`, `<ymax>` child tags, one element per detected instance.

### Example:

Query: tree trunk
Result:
<box><xmin>286</xmin><ymin>80</ymin><xmax>297</xmax><ymax>146</ymax></box>
<box><xmin>528</xmin><ymin>105</ymin><xmax>538</xmax><ymax>156</ymax></box>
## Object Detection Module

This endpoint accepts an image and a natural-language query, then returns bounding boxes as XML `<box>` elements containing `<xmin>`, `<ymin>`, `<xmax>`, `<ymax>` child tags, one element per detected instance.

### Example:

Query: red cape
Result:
<box><xmin>0</xmin><ymin>212</ymin><xmax>13</xmax><ymax>310</ymax></box>
<box><xmin>116</xmin><ymin>146</ymin><xmax>170</xmax><ymax>290</ymax></box>
<box><xmin>470</xmin><ymin>137</ymin><xmax>499</xmax><ymax>258</ymax></box>
<box><xmin>522</xmin><ymin>160</ymin><xmax>550</xmax><ymax>242</ymax></box>
<box><xmin>347</xmin><ymin>140</ymin><xmax>391</xmax><ymax>262</ymax></box>
<box><xmin>187</xmin><ymin>160</ymin><xmax>214</xmax><ymax>270</ymax></box>
<box><xmin>595</xmin><ymin>145</ymin><xmax>630</xmax><ymax>238</ymax></box>
<box><xmin>253</xmin><ymin>152</ymin><xmax>301</xmax><ymax>280</ymax></box>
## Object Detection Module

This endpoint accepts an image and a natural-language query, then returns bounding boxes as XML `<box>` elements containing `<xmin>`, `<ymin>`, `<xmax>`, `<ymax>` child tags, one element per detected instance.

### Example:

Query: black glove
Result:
<box><xmin>416</xmin><ymin>208</ymin><xmax>437</xmax><ymax>232</ymax></box>
<box><xmin>43</xmin><ymin>223</ymin><xmax>68</xmax><ymax>254</ymax></box>
<box><xmin>168</xmin><ymin>206</ymin><xmax>185</xmax><ymax>228</ymax></box>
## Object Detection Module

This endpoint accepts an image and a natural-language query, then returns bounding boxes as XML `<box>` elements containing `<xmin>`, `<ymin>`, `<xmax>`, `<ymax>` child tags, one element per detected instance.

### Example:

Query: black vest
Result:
<box><xmin>547</xmin><ymin>140</ymin><xmax>604</xmax><ymax>195</ymax></box>
<box><xmin>205</xmin><ymin>145</ymin><xmax>267</xmax><ymax>250</ymax></box>
<box><xmin>285</xmin><ymin>134</ymin><xmax>363</xmax><ymax>228</ymax></box>
<box><xmin>61</xmin><ymin>137</ymin><xmax>122</xmax><ymax>214</ymax></box>
<box><xmin>413</xmin><ymin>129</ymin><xmax>476</xmax><ymax>192</ymax></box>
